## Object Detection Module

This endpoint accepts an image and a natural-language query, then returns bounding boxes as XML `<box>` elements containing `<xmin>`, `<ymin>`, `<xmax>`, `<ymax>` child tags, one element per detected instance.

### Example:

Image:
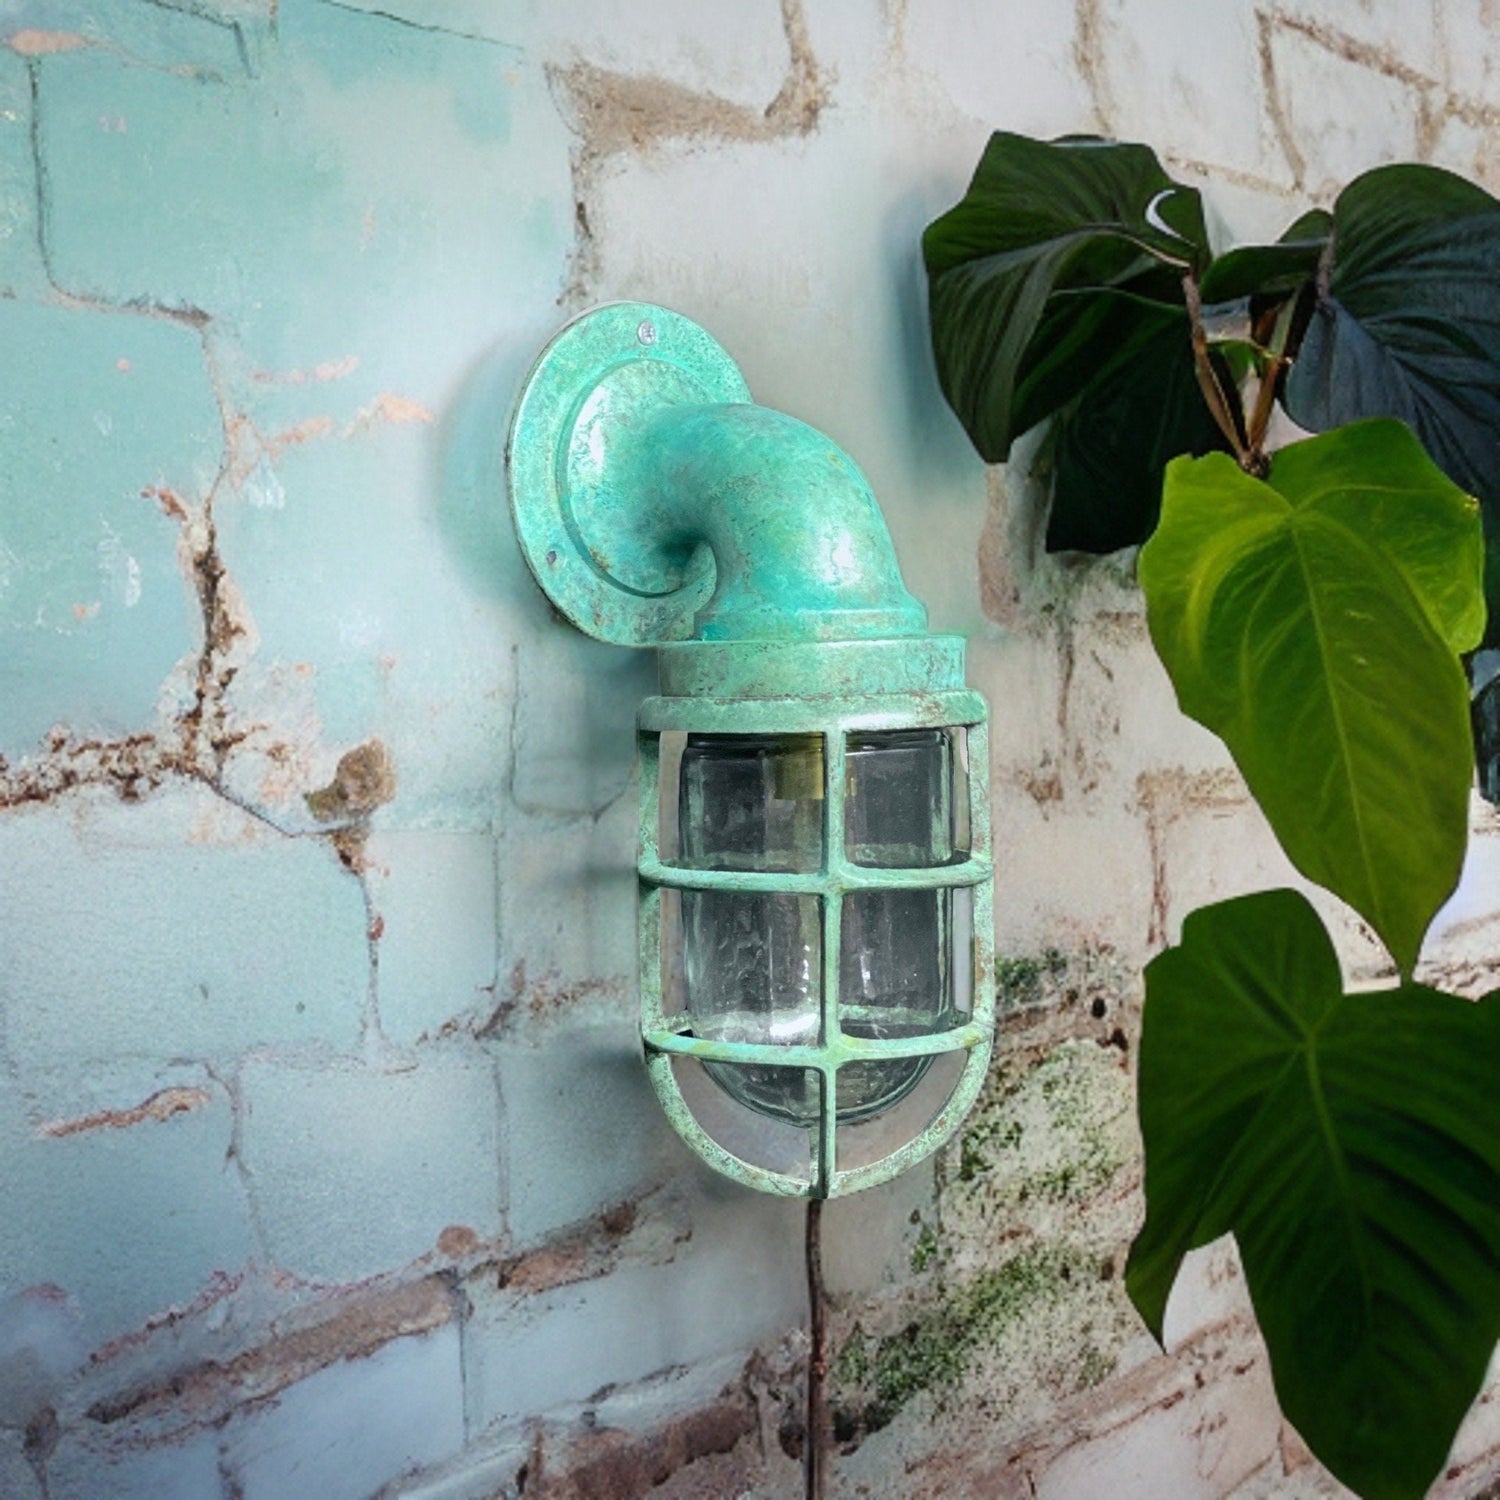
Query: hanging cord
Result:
<box><xmin>805</xmin><ymin>1196</ymin><xmax>827</xmax><ymax>1500</ymax></box>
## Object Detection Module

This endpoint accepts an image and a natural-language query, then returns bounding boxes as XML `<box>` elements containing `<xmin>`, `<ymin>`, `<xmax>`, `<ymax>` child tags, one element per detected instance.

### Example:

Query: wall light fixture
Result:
<box><xmin>508</xmin><ymin>303</ymin><xmax>994</xmax><ymax>1199</ymax></box>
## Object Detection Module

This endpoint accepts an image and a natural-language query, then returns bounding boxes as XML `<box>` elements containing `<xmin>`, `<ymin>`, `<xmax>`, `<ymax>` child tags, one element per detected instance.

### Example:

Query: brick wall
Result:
<box><xmin>1</xmin><ymin>2</ymin><xmax>1497</xmax><ymax>1496</ymax></box>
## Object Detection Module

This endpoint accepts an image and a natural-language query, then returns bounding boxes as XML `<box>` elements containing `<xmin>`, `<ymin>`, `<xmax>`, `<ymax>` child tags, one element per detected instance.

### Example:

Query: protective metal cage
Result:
<box><xmin>638</xmin><ymin>687</ymin><xmax>995</xmax><ymax>1198</ymax></box>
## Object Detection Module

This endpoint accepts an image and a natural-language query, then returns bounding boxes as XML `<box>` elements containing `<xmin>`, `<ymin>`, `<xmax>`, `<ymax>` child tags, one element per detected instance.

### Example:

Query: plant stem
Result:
<box><xmin>806</xmin><ymin>1196</ymin><xmax>826</xmax><ymax>1500</ymax></box>
<box><xmin>1182</xmin><ymin>270</ymin><xmax>1264</xmax><ymax>476</ymax></box>
<box><xmin>1245</xmin><ymin>291</ymin><xmax>1301</xmax><ymax>460</ymax></box>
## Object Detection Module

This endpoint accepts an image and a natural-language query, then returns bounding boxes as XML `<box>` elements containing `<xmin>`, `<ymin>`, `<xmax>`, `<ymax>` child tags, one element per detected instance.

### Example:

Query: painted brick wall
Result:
<box><xmin>1</xmin><ymin>2</ymin><xmax>1497</xmax><ymax>1497</ymax></box>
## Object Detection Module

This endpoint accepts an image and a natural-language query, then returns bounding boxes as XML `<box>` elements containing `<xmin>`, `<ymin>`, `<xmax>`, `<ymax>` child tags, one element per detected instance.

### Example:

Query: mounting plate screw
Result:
<box><xmin>636</xmin><ymin>319</ymin><xmax>658</xmax><ymax>347</ymax></box>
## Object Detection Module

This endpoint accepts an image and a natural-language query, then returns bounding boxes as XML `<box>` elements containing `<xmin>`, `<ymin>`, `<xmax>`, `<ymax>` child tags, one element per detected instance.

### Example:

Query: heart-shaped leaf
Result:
<box><xmin>924</xmin><ymin>132</ymin><xmax>1208</xmax><ymax>465</ymax></box>
<box><xmin>1042</xmin><ymin>299</ymin><xmax>1228</xmax><ymax>552</ymax></box>
<box><xmin>1128</xmin><ymin>889</ymin><xmax>1500</xmax><ymax>1500</ymax></box>
<box><xmin>1282</xmin><ymin>165</ymin><xmax>1500</xmax><ymax>629</ymax></box>
<box><xmin>1139</xmin><ymin>420</ymin><xmax>1484</xmax><ymax>973</ymax></box>
<box><xmin>1198</xmin><ymin>208</ymin><xmax>1332</xmax><ymax>304</ymax></box>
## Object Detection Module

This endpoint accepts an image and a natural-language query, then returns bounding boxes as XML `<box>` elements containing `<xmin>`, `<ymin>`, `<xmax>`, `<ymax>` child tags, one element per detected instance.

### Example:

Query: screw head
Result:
<box><xmin>636</xmin><ymin>319</ymin><xmax>658</xmax><ymax>347</ymax></box>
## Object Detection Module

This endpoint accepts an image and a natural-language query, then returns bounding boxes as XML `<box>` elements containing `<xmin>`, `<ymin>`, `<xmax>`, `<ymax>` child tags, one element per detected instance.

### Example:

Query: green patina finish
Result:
<box><xmin>508</xmin><ymin>303</ymin><xmax>995</xmax><ymax>1197</ymax></box>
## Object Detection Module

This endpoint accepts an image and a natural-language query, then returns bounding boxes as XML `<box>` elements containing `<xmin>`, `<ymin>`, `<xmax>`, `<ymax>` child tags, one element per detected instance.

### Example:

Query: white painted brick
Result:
<box><xmin>1268</xmin><ymin>23</ymin><xmax>1423</xmax><ymax>195</ymax></box>
<box><xmin>493</xmin><ymin>802</ymin><xmax>636</xmax><ymax>1014</ymax></box>
<box><xmin>1438</xmin><ymin>0</ymin><xmax>1500</xmax><ymax>104</ymax></box>
<box><xmin>900</xmin><ymin>0</ymin><xmax>1094</xmax><ymax>132</ymax></box>
<box><xmin>538</xmin><ymin>0</ymin><xmax>791</xmax><ymax>112</ymax></box>
<box><xmin>1277</xmin><ymin>0</ymin><xmax>1444</xmax><ymax>82</ymax></box>
<box><xmin>991</xmin><ymin>792</ymin><xmax>1156</xmax><ymax>963</ymax></box>
<box><xmin>508</xmin><ymin>635</ymin><xmax>648</xmax><ymax>819</ymax></box>
<box><xmin>1034</xmin><ymin>1340</ymin><xmax>1281</xmax><ymax>1499</ymax></box>
<box><xmin>1094</xmin><ymin>0</ymin><xmax>1295</xmax><ymax>189</ymax></box>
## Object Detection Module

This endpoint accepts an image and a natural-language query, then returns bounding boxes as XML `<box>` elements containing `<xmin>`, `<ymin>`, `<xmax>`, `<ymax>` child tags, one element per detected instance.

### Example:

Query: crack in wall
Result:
<box><xmin>80</xmin><ymin>1192</ymin><xmax>654</xmax><ymax>1448</ymax></box>
<box><xmin>1136</xmin><ymin>768</ymin><xmax>1245</xmax><ymax>948</ymax></box>
<box><xmin>503</xmin><ymin>644</ymin><xmax>634</xmax><ymax>823</ymax></box>
<box><xmin>7</xmin><ymin>28</ymin><xmax>233</xmax><ymax>83</ymax></box>
<box><xmin>1258</xmin><ymin>4</ymin><xmax>1500</xmax><ymax>194</ymax></box>
<box><xmin>548</xmin><ymin>0</ymin><xmax>827</xmax><ymax>306</ymax></box>
<box><xmin>314</xmin><ymin>0</ymin><xmax>523</xmax><ymax>53</ymax></box>
<box><xmin>137</xmin><ymin>0</ymin><xmax>265</xmax><ymax>79</ymax></box>
<box><xmin>85</xmin><ymin>1273</ymin><xmax>460</xmax><ymax>1432</ymax></box>
<box><xmin>198</xmin><ymin>1058</ymin><xmax>274</xmax><ymax>1268</ymax></box>
<box><xmin>36</xmin><ymin>1086</ymin><xmax>212</xmax><ymax>1138</ymax></box>
<box><xmin>1073</xmin><ymin>0</ymin><xmax>1116</xmax><ymax>136</ymax></box>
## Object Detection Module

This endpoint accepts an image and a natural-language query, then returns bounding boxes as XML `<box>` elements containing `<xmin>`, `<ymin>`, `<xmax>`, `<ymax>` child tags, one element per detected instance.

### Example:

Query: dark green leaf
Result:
<box><xmin>924</xmin><ymin>132</ymin><xmax>1207</xmax><ymax>463</ymax></box>
<box><xmin>1139</xmin><ymin>421</ymin><xmax>1484</xmax><ymax>972</ymax></box>
<box><xmin>1282</xmin><ymin>165</ymin><xmax>1500</xmax><ymax>524</ymax></box>
<box><xmin>1044</xmin><ymin>303</ymin><xmax>1229</xmax><ymax>552</ymax></box>
<box><xmin>1199</xmin><ymin>208</ymin><xmax>1332</xmax><ymax>303</ymax></box>
<box><xmin>1127</xmin><ymin>889</ymin><xmax>1500</xmax><ymax>1500</ymax></box>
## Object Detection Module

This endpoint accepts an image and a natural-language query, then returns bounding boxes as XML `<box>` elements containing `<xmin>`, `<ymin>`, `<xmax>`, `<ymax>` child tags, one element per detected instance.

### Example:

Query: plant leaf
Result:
<box><xmin>1139</xmin><ymin>420</ymin><xmax>1484</xmax><ymax>972</ymax></box>
<box><xmin>924</xmin><ymin>132</ymin><xmax>1208</xmax><ymax>464</ymax></box>
<box><xmin>1043</xmin><ymin>302</ymin><xmax>1229</xmax><ymax>551</ymax></box>
<box><xmin>1127</xmin><ymin>889</ymin><xmax>1500</xmax><ymax>1500</ymax></box>
<box><xmin>1199</xmin><ymin>207</ymin><xmax>1332</xmax><ymax>303</ymax></box>
<box><xmin>1282</xmin><ymin>164</ymin><xmax>1500</xmax><ymax>649</ymax></box>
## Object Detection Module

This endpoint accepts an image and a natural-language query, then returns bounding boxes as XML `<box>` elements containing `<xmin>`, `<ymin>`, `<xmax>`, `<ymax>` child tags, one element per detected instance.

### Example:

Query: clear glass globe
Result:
<box><xmin>678</xmin><ymin>731</ymin><xmax>960</xmax><ymax>1127</ymax></box>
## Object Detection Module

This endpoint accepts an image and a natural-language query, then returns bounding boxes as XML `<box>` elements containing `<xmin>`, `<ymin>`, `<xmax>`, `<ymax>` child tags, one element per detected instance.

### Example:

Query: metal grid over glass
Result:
<box><xmin>638</xmin><ymin>688</ymin><xmax>995</xmax><ymax>1198</ymax></box>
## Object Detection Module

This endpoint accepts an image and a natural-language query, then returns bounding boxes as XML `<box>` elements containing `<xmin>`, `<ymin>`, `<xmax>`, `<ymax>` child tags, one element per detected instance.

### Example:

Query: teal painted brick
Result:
<box><xmin>6</xmin><ymin>0</ymin><xmax>256</xmax><ymax>80</ymax></box>
<box><xmin>239</xmin><ymin>1050</ymin><xmax>503</xmax><ymax>1283</ymax></box>
<box><xmin>494</xmin><ymin>802</ymin><xmax>638</xmax><ymax>1005</ymax></box>
<box><xmin>0</xmin><ymin>789</ymin><xmax>367</xmax><ymax>1071</ymax></box>
<box><xmin>0</xmin><ymin>1076</ymin><xmax>253</xmax><ymax>1352</ymax></box>
<box><xmin>0</xmin><ymin>49</ymin><xmax>44</xmax><ymax>298</ymax></box>
<box><xmin>45</xmin><ymin>1429</ymin><xmax>223</xmax><ymax>1500</ymax></box>
<box><xmin>0</xmin><ymin>1430</ymin><xmax>44</xmax><ymax>1500</ymax></box>
<box><xmin>508</xmin><ymin>633</ymin><xmax>651</xmax><ymax>819</ymax></box>
<box><xmin>37</xmin><ymin>6</ymin><xmax>570</xmax><ymax>381</ymax></box>
<box><xmin>0</xmin><ymin>301</ymin><xmax>217</xmax><ymax>758</ymax></box>
<box><xmin>212</xmin><ymin>431</ymin><xmax>512</xmax><ymax>821</ymax></box>
<box><xmin>495</xmin><ymin>1011</ymin><xmax>682</xmax><ymax>1249</ymax></box>
<box><xmin>223</xmin><ymin>1323</ymin><xmax>464</xmax><ymax>1500</ymax></box>
<box><xmin>462</xmin><ymin>1189</ymin><xmax>804</xmax><ymax>1435</ymax></box>
<box><xmin>365</xmin><ymin>830</ymin><xmax>497</xmax><ymax>1046</ymax></box>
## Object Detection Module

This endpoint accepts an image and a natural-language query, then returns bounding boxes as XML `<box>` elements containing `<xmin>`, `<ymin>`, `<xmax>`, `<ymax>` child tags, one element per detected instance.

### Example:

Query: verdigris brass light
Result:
<box><xmin>508</xmin><ymin>303</ymin><xmax>994</xmax><ymax>1198</ymax></box>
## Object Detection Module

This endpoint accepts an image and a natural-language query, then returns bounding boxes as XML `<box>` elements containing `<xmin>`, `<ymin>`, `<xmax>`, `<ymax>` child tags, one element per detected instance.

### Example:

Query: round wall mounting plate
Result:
<box><xmin>507</xmin><ymin>302</ymin><xmax>752</xmax><ymax>647</ymax></box>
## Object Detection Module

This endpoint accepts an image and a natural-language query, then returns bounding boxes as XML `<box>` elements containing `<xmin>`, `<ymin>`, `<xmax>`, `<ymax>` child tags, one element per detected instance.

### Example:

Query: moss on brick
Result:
<box><xmin>832</xmin><ymin>1247</ymin><xmax>1085</xmax><ymax>1435</ymax></box>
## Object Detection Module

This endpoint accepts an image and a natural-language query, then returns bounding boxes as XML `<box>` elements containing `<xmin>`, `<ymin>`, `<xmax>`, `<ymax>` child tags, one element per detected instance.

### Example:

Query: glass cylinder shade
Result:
<box><xmin>679</xmin><ymin>732</ymin><xmax>961</xmax><ymax>1125</ymax></box>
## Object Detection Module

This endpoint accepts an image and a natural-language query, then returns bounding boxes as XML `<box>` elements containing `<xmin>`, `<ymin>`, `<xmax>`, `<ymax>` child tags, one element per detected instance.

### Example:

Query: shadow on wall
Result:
<box><xmin>437</xmin><ymin>330</ymin><xmax>553</xmax><ymax>612</ymax></box>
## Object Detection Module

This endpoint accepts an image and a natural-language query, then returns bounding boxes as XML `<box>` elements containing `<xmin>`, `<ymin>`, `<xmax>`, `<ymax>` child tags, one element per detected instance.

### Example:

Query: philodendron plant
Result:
<box><xmin>925</xmin><ymin>132</ymin><xmax>1500</xmax><ymax>1500</ymax></box>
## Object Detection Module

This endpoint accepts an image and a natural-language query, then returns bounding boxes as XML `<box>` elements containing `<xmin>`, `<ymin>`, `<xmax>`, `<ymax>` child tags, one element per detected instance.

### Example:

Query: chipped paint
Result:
<box><xmin>37</xmin><ymin>1087</ymin><xmax>212</xmax><ymax>1138</ymax></box>
<box><xmin>304</xmin><ymin>738</ymin><xmax>396</xmax><ymax>823</ymax></box>
<box><xmin>550</xmin><ymin>0</ymin><xmax>826</xmax><ymax>303</ymax></box>
<box><xmin>6</xmin><ymin>31</ymin><xmax>91</xmax><ymax>58</ymax></box>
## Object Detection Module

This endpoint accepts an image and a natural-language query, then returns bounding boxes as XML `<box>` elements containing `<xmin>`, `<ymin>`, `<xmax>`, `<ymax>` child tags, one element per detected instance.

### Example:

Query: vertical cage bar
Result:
<box><xmin>965</xmin><ymin>719</ymin><xmax>995</xmax><ymax>1027</ymax></box>
<box><xmin>818</xmin><ymin>729</ymin><xmax>848</xmax><ymax>1196</ymax></box>
<box><xmin>637</xmin><ymin>729</ymin><xmax>666</xmax><ymax>1032</ymax></box>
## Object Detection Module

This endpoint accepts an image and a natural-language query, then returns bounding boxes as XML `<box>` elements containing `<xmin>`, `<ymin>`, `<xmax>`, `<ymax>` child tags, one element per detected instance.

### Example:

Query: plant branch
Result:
<box><xmin>1245</xmin><ymin>292</ymin><xmax>1301</xmax><ymax>455</ymax></box>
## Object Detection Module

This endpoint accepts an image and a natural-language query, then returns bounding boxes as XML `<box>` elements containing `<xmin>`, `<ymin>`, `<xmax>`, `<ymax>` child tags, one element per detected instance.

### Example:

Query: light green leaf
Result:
<box><xmin>1139</xmin><ymin>420</ymin><xmax>1484</xmax><ymax>972</ymax></box>
<box><xmin>1127</xmin><ymin>889</ymin><xmax>1500</xmax><ymax>1500</ymax></box>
